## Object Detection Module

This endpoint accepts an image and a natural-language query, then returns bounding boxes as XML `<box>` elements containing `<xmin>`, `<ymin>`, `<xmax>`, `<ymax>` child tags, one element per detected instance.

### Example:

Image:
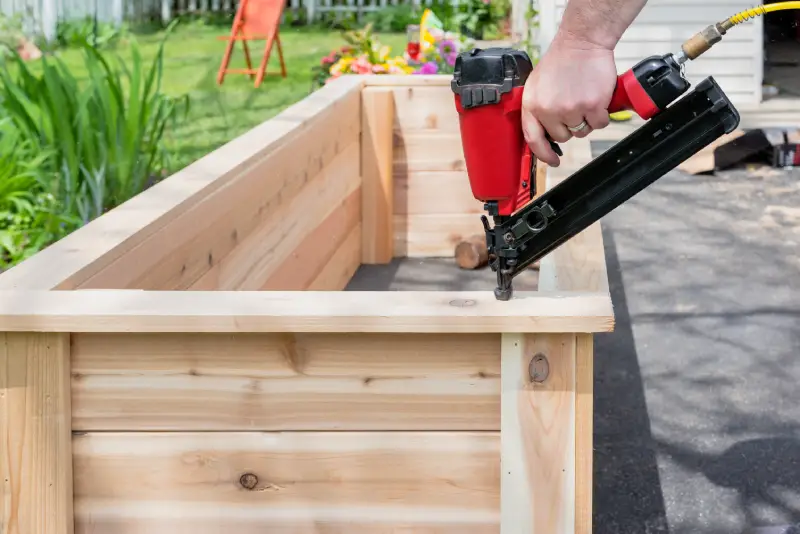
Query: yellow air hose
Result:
<box><xmin>726</xmin><ymin>1</ymin><xmax>800</xmax><ymax>25</ymax></box>
<box><xmin>680</xmin><ymin>2</ymin><xmax>800</xmax><ymax>61</ymax></box>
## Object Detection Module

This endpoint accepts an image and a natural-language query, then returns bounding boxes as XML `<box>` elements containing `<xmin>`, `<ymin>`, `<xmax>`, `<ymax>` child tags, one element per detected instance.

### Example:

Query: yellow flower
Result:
<box><xmin>330</xmin><ymin>57</ymin><xmax>353</xmax><ymax>76</ymax></box>
<box><xmin>378</xmin><ymin>45</ymin><xmax>391</xmax><ymax>61</ymax></box>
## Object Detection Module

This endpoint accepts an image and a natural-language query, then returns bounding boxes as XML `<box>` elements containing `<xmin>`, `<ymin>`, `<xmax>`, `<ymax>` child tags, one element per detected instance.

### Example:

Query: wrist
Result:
<box><xmin>552</xmin><ymin>26</ymin><xmax>618</xmax><ymax>52</ymax></box>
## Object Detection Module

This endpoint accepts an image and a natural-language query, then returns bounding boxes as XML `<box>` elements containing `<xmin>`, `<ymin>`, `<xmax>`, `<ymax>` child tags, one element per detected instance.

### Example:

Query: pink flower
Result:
<box><xmin>414</xmin><ymin>61</ymin><xmax>438</xmax><ymax>74</ymax></box>
<box><xmin>352</xmin><ymin>56</ymin><xmax>372</xmax><ymax>74</ymax></box>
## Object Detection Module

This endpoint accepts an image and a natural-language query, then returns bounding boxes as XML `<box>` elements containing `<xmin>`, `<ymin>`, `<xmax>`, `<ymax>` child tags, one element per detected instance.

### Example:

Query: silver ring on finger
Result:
<box><xmin>567</xmin><ymin>119</ymin><xmax>588</xmax><ymax>132</ymax></box>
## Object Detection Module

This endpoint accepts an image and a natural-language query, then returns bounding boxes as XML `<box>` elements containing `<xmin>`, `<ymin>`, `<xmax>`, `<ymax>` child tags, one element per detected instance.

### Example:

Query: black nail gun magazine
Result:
<box><xmin>451</xmin><ymin>48</ymin><xmax>741</xmax><ymax>300</ymax></box>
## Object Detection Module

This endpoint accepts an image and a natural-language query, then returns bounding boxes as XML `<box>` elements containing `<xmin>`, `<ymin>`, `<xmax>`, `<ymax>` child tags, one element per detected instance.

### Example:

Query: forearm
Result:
<box><xmin>555</xmin><ymin>0</ymin><xmax>647</xmax><ymax>50</ymax></box>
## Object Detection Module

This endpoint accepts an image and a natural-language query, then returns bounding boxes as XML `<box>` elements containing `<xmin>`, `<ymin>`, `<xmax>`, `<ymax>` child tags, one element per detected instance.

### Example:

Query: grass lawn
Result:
<box><xmin>48</xmin><ymin>21</ymin><xmax>407</xmax><ymax>175</ymax></box>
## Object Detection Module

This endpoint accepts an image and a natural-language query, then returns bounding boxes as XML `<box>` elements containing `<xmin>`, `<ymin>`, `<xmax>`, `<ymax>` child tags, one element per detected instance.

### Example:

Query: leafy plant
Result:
<box><xmin>453</xmin><ymin>0</ymin><xmax>510</xmax><ymax>39</ymax></box>
<box><xmin>0</xmin><ymin>21</ymin><xmax>190</xmax><ymax>231</ymax></box>
<box><xmin>0</xmin><ymin>119</ymin><xmax>69</xmax><ymax>268</ymax></box>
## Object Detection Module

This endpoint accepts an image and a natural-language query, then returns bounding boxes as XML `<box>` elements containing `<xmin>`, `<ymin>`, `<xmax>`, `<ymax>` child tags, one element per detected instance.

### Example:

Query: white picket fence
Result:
<box><xmin>0</xmin><ymin>0</ymin><xmax>473</xmax><ymax>41</ymax></box>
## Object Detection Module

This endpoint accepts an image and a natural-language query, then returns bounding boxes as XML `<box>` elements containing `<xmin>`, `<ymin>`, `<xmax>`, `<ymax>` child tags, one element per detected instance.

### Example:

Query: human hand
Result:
<box><xmin>521</xmin><ymin>33</ymin><xmax>618</xmax><ymax>166</ymax></box>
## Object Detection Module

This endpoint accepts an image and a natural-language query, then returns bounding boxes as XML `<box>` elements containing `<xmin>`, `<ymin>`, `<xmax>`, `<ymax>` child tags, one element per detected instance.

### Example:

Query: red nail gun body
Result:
<box><xmin>452</xmin><ymin>48</ymin><xmax>690</xmax><ymax>218</ymax></box>
<box><xmin>451</xmin><ymin>47</ymin><xmax>740</xmax><ymax>300</ymax></box>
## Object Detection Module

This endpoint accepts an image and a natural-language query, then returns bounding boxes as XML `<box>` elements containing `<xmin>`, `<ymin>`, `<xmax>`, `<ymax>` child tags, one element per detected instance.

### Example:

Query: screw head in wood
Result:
<box><xmin>529</xmin><ymin>353</ymin><xmax>549</xmax><ymax>383</ymax></box>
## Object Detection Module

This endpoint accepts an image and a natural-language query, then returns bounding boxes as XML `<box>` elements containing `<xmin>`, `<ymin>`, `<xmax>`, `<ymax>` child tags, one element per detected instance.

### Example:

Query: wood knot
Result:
<box><xmin>240</xmin><ymin>473</ymin><xmax>258</xmax><ymax>490</ymax></box>
<box><xmin>449</xmin><ymin>298</ymin><xmax>476</xmax><ymax>308</ymax></box>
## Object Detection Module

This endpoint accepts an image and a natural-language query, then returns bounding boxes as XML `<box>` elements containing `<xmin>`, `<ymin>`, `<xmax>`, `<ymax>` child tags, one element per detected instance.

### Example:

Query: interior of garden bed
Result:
<box><xmin>0</xmin><ymin>75</ymin><xmax>555</xmax><ymax>296</ymax></box>
<box><xmin>0</xmin><ymin>73</ymin><xmax>611</xmax><ymax>335</ymax></box>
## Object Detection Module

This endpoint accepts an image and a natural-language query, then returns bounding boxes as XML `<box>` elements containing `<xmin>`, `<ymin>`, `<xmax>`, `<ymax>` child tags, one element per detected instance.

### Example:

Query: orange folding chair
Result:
<box><xmin>217</xmin><ymin>0</ymin><xmax>288</xmax><ymax>88</ymax></box>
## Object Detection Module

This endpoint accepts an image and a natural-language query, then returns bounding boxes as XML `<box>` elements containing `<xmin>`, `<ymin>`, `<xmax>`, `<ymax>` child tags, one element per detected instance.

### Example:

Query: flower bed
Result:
<box><xmin>312</xmin><ymin>10</ymin><xmax>473</xmax><ymax>88</ymax></box>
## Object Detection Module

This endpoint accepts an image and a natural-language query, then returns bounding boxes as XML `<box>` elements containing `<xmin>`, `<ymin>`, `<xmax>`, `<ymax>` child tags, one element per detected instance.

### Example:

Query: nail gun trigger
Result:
<box><xmin>544</xmin><ymin>133</ymin><xmax>563</xmax><ymax>157</ymax></box>
<box><xmin>549</xmin><ymin>139</ymin><xmax>563</xmax><ymax>157</ymax></box>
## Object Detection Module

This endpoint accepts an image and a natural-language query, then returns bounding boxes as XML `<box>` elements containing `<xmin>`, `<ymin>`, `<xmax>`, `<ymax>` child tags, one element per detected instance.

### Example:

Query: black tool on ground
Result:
<box><xmin>483</xmin><ymin>77</ymin><xmax>740</xmax><ymax>300</ymax></box>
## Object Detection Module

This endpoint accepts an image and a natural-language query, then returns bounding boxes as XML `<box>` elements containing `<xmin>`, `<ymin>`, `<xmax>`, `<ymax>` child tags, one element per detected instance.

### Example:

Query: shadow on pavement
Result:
<box><xmin>593</xmin><ymin>222</ymin><xmax>670</xmax><ymax>534</ymax></box>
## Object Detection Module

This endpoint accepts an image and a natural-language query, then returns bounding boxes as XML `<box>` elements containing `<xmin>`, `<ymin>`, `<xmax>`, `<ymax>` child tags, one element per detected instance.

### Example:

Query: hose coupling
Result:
<box><xmin>681</xmin><ymin>23</ymin><xmax>728</xmax><ymax>60</ymax></box>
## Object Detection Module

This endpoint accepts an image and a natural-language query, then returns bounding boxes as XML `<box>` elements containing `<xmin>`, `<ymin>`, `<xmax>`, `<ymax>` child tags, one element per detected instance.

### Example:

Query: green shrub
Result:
<box><xmin>0</xmin><ymin>22</ymin><xmax>190</xmax><ymax>237</ymax></box>
<box><xmin>0</xmin><ymin>119</ymin><xmax>68</xmax><ymax>268</ymax></box>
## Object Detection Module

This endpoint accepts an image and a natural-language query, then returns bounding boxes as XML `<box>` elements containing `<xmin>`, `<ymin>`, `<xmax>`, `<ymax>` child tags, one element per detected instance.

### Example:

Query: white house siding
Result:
<box><xmin>538</xmin><ymin>0</ymin><xmax>764</xmax><ymax>104</ymax></box>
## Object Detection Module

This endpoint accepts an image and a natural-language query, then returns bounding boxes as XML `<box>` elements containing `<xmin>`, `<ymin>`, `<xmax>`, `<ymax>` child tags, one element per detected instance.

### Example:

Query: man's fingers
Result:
<box><xmin>559</xmin><ymin>106</ymin><xmax>589</xmax><ymax>137</ymax></box>
<box><xmin>522</xmin><ymin>113</ymin><xmax>561</xmax><ymax>167</ymax></box>
<box><xmin>539</xmin><ymin>116</ymin><xmax>573</xmax><ymax>144</ymax></box>
<box><xmin>585</xmin><ymin>107</ymin><xmax>610</xmax><ymax>130</ymax></box>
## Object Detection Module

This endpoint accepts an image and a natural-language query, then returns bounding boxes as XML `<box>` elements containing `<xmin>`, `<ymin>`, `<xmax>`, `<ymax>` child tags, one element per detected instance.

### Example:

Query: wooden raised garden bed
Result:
<box><xmin>0</xmin><ymin>74</ymin><xmax>614</xmax><ymax>534</ymax></box>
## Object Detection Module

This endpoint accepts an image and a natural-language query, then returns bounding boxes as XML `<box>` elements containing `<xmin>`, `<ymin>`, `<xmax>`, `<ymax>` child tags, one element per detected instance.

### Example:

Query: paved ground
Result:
<box><xmin>348</xmin><ymin>140</ymin><xmax>800</xmax><ymax>534</ymax></box>
<box><xmin>589</xmin><ymin>140</ymin><xmax>800</xmax><ymax>534</ymax></box>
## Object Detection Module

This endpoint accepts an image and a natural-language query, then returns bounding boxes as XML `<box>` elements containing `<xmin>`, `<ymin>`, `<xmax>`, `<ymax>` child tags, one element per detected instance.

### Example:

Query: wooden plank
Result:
<box><xmin>361</xmin><ymin>86</ymin><xmax>395</xmax><ymax>264</ymax></box>
<box><xmin>393</xmin><ymin>132</ymin><xmax>466</xmax><ymax>174</ymax></box>
<box><xmin>394</xmin><ymin>213</ymin><xmax>483</xmax><ymax>257</ymax></box>
<box><xmin>72</xmin><ymin>431</ymin><xmax>499</xmax><ymax>534</ymax></box>
<box><xmin>501</xmin><ymin>333</ymin><xmax>576</xmax><ymax>534</ymax></box>
<box><xmin>1</xmin><ymin>332</ymin><xmax>74</xmax><ymax>534</ymax></box>
<box><xmin>575</xmin><ymin>333</ymin><xmax>593</xmax><ymax>534</ymax></box>
<box><xmin>389</xmin><ymin>85</ymin><xmax>461</xmax><ymax>135</ymax></box>
<box><xmin>395</xmin><ymin>171</ymin><xmax>481</xmax><ymax>216</ymax></box>
<box><xmin>88</xmin><ymin>107</ymin><xmax>361</xmax><ymax>292</ymax></box>
<box><xmin>190</xmin><ymin>140</ymin><xmax>361</xmax><ymax>290</ymax></box>
<box><xmin>260</xmin><ymin>188</ymin><xmax>361</xmax><ymax>290</ymax></box>
<box><xmin>307</xmin><ymin>222</ymin><xmax>362</xmax><ymax>290</ymax></box>
<box><xmin>0</xmin><ymin>290</ymin><xmax>615</xmax><ymax>334</ymax></box>
<box><xmin>70</xmin><ymin>332</ymin><xmax>501</xmax><ymax>431</ymax></box>
<box><xmin>0</xmin><ymin>76</ymin><xmax>365</xmax><ymax>291</ymax></box>
<box><xmin>363</xmin><ymin>74</ymin><xmax>451</xmax><ymax>86</ymax></box>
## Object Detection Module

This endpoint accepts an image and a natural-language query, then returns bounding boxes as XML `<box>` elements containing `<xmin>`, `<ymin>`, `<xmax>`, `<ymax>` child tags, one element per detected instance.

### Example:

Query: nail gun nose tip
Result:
<box><xmin>494</xmin><ymin>287</ymin><xmax>513</xmax><ymax>301</ymax></box>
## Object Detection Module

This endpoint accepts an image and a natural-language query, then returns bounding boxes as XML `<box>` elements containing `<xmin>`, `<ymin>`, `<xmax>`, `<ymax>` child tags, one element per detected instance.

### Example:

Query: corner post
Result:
<box><xmin>500</xmin><ymin>332</ymin><xmax>577</xmax><ymax>534</ymax></box>
<box><xmin>1</xmin><ymin>332</ymin><xmax>74</xmax><ymax>534</ymax></box>
<box><xmin>360</xmin><ymin>86</ymin><xmax>395</xmax><ymax>264</ymax></box>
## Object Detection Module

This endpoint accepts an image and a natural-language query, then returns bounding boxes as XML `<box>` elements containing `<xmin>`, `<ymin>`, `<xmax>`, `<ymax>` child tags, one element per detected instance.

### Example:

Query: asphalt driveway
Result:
<box><xmin>590</xmin><ymin>140</ymin><xmax>800</xmax><ymax>534</ymax></box>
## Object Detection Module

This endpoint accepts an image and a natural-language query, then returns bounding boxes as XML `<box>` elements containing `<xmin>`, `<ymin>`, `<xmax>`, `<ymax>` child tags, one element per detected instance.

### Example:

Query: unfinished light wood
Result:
<box><xmin>191</xmin><ymin>139</ymin><xmax>362</xmax><ymax>291</ymax></box>
<box><xmin>0</xmin><ymin>76</ymin><xmax>613</xmax><ymax>534</ymax></box>
<box><xmin>1</xmin><ymin>332</ymin><xmax>73</xmax><ymax>534</ymax></box>
<box><xmin>0</xmin><ymin>290</ymin><xmax>613</xmax><ymax>333</ymax></box>
<box><xmin>70</xmin><ymin>332</ymin><xmax>501</xmax><ymax>431</ymax></box>
<box><xmin>575</xmin><ymin>333</ymin><xmax>594</xmax><ymax>534</ymax></box>
<box><xmin>260</xmin><ymin>188</ymin><xmax>361</xmax><ymax>290</ymax></box>
<box><xmin>361</xmin><ymin>87</ymin><xmax>395</xmax><ymax>264</ymax></box>
<box><xmin>501</xmin><ymin>333</ymin><xmax>576</xmax><ymax>534</ymax></box>
<box><xmin>72</xmin><ymin>431</ymin><xmax>499</xmax><ymax>533</ymax></box>
<box><xmin>386</xmin><ymin>78</ymin><xmax>479</xmax><ymax>257</ymax></box>
<box><xmin>455</xmin><ymin>234</ymin><xmax>489</xmax><ymax>270</ymax></box>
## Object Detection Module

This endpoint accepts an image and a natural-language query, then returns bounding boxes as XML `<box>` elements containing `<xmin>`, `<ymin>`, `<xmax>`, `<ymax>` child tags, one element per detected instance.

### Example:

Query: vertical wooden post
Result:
<box><xmin>1</xmin><ymin>333</ymin><xmax>74</xmax><ymax>534</ymax></box>
<box><xmin>575</xmin><ymin>333</ymin><xmax>594</xmax><ymax>534</ymax></box>
<box><xmin>501</xmin><ymin>332</ymin><xmax>576</xmax><ymax>534</ymax></box>
<box><xmin>360</xmin><ymin>86</ymin><xmax>395</xmax><ymax>264</ymax></box>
